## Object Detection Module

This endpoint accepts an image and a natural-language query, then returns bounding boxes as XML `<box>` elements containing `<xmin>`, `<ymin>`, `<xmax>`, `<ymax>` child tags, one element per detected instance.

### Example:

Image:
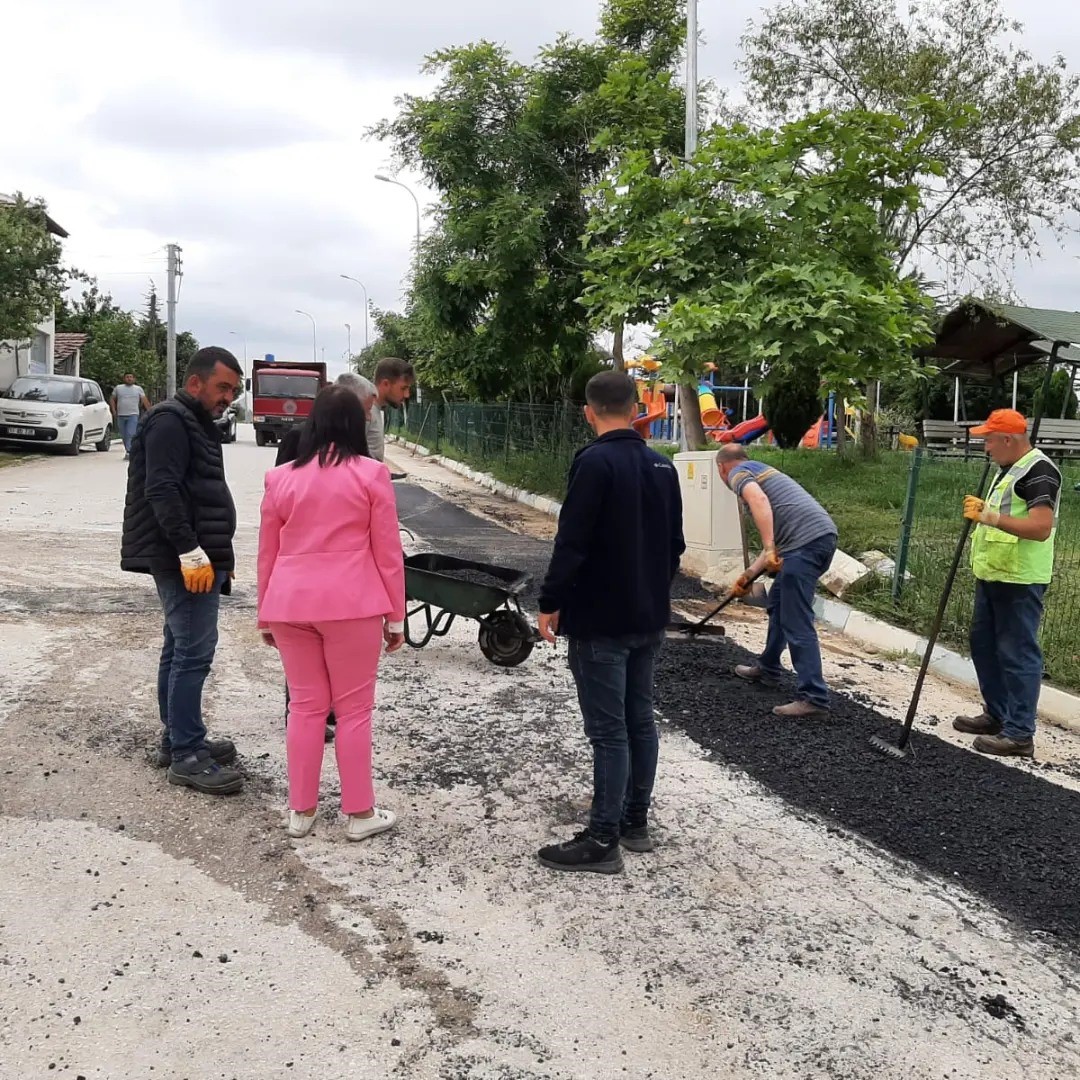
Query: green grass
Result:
<box><xmin>392</xmin><ymin>410</ymin><xmax>1080</xmax><ymax>693</ymax></box>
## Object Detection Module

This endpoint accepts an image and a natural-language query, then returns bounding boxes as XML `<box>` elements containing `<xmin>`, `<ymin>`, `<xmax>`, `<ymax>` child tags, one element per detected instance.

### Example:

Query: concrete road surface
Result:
<box><xmin>1</xmin><ymin>429</ymin><xmax>1078</xmax><ymax>1080</ymax></box>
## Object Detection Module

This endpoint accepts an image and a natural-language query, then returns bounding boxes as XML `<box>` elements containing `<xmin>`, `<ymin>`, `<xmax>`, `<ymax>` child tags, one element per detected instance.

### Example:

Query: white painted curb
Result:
<box><xmin>388</xmin><ymin>433</ymin><xmax>1080</xmax><ymax>733</ymax></box>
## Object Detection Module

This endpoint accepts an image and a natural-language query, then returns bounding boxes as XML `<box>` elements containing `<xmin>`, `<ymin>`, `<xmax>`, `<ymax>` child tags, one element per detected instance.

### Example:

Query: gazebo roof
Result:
<box><xmin>928</xmin><ymin>301</ymin><xmax>1080</xmax><ymax>380</ymax></box>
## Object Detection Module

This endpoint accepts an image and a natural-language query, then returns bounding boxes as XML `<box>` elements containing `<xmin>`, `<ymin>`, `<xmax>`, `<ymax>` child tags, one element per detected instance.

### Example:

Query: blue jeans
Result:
<box><xmin>118</xmin><ymin>414</ymin><xmax>139</xmax><ymax>452</ymax></box>
<box><xmin>568</xmin><ymin>632</ymin><xmax>665</xmax><ymax>844</ymax></box>
<box><xmin>153</xmin><ymin>570</ymin><xmax>226</xmax><ymax>761</ymax></box>
<box><xmin>970</xmin><ymin>580</ymin><xmax>1046</xmax><ymax>742</ymax></box>
<box><xmin>759</xmin><ymin>533</ymin><xmax>837</xmax><ymax>708</ymax></box>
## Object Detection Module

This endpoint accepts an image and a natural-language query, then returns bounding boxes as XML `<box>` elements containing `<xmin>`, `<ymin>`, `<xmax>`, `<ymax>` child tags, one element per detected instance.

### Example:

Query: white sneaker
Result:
<box><xmin>287</xmin><ymin>810</ymin><xmax>317</xmax><ymax>838</ymax></box>
<box><xmin>345</xmin><ymin>807</ymin><xmax>397</xmax><ymax>842</ymax></box>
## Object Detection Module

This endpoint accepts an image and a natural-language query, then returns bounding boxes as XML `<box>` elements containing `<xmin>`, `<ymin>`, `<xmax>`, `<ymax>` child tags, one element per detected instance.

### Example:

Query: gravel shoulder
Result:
<box><xmin>0</xmin><ymin>432</ymin><xmax>1078</xmax><ymax>1080</ymax></box>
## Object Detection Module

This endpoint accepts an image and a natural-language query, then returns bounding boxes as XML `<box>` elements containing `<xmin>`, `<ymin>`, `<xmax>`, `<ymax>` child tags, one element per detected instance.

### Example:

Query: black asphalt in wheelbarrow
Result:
<box><xmin>404</xmin><ymin>552</ymin><xmax>540</xmax><ymax>667</ymax></box>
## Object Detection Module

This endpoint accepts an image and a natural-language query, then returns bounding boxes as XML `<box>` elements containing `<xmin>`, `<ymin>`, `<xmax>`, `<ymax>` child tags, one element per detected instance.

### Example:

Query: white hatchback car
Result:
<box><xmin>0</xmin><ymin>375</ymin><xmax>113</xmax><ymax>455</ymax></box>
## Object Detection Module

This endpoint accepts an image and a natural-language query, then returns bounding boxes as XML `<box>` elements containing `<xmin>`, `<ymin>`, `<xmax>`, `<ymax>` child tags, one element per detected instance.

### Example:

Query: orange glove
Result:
<box><xmin>963</xmin><ymin>495</ymin><xmax>999</xmax><ymax>527</ymax></box>
<box><xmin>731</xmin><ymin>574</ymin><xmax>753</xmax><ymax>599</ymax></box>
<box><xmin>179</xmin><ymin>548</ymin><xmax>216</xmax><ymax>594</ymax></box>
<box><xmin>763</xmin><ymin>548</ymin><xmax>783</xmax><ymax>573</ymax></box>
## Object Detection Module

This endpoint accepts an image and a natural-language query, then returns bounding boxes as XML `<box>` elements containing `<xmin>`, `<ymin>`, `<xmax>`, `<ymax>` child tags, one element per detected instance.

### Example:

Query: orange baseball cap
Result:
<box><xmin>971</xmin><ymin>409</ymin><xmax>1028</xmax><ymax>436</ymax></box>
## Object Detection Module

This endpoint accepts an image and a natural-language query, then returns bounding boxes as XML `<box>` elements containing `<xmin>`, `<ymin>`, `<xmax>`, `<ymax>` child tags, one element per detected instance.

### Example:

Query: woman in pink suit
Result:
<box><xmin>258</xmin><ymin>385</ymin><xmax>406</xmax><ymax>842</ymax></box>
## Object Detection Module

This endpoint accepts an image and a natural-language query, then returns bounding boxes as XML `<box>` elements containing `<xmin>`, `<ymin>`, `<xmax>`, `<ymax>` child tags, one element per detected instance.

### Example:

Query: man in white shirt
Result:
<box><xmin>111</xmin><ymin>374</ymin><xmax>151</xmax><ymax>459</ymax></box>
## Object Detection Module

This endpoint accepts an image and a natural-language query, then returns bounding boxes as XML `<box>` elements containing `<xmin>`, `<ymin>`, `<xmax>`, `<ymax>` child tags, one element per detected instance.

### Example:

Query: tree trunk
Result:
<box><xmin>860</xmin><ymin>379</ymin><xmax>879</xmax><ymax>457</ymax></box>
<box><xmin>611</xmin><ymin>321</ymin><xmax>625</xmax><ymax>371</ymax></box>
<box><xmin>679</xmin><ymin>382</ymin><xmax>705</xmax><ymax>449</ymax></box>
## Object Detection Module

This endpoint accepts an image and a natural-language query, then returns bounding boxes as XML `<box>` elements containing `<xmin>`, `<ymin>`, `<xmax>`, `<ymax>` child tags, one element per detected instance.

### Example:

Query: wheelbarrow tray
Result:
<box><xmin>405</xmin><ymin>553</ymin><xmax>530</xmax><ymax>620</ymax></box>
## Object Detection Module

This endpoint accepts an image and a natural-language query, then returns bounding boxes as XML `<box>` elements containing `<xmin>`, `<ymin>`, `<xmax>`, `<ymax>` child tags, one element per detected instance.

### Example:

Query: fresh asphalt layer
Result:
<box><xmin>394</xmin><ymin>482</ymin><xmax>1080</xmax><ymax>949</ymax></box>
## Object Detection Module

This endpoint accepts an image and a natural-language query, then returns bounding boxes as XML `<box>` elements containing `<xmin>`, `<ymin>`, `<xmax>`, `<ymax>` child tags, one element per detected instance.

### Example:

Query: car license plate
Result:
<box><xmin>5</xmin><ymin>426</ymin><xmax>34</xmax><ymax>437</ymax></box>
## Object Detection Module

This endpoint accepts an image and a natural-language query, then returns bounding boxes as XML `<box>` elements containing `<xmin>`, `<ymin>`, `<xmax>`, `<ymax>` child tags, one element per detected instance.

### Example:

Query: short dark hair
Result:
<box><xmin>184</xmin><ymin>346</ymin><xmax>242</xmax><ymax>382</ymax></box>
<box><xmin>373</xmin><ymin>357</ymin><xmax>414</xmax><ymax>384</ymax></box>
<box><xmin>585</xmin><ymin>371</ymin><xmax>637</xmax><ymax>415</ymax></box>
<box><xmin>292</xmin><ymin>384</ymin><xmax>370</xmax><ymax>469</ymax></box>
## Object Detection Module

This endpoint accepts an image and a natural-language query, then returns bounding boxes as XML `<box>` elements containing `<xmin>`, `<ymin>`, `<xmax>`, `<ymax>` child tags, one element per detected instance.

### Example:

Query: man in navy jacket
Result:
<box><xmin>536</xmin><ymin>371</ymin><xmax>685</xmax><ymax>874</ymax></box>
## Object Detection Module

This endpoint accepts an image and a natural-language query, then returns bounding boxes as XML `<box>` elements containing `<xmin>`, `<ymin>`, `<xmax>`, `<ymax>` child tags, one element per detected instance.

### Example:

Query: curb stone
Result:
<box><xmin>388</xmin><ymin>433</ymin><xmax>1080</xmax><ymax>733</ymax></box>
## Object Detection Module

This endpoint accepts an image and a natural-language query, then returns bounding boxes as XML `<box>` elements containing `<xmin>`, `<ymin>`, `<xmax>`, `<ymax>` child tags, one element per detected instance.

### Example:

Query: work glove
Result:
<box><xmin>963</xmin><ymin>495</ymin><xmax>1000</xmax><ymax>528</ymax></box>
<box><xmin>179</xmin><ymin>547</ymin><xmax>216</xmax><ymax>594</ymax></box>
<box><xmin>731</xmin><ymin>574</ymin><xmax>753</xmax><ymax>599</ymax></box>
<box><xmin>763</xmin><ymin>548</ymin><xmax>783</xmax><ymax>574</ymax></box>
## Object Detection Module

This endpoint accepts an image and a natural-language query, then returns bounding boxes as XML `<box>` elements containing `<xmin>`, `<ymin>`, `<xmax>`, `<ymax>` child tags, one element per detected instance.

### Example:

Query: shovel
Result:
<box><xmin>667</xmin><ymin>563</ymin><xmax>772</xmax><ymax>639</ymax></box>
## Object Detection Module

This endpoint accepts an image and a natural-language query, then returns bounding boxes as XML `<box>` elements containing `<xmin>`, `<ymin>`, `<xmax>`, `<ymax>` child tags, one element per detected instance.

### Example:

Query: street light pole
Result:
<box><xmin>374</xmin><ymin>174</ymin><xmax>422</xmax><ymax>254</ymax></box>
<box><xmin>339</xmin><ymin>275</ymin><xmax>370</xmax><ymax>350</ymax></box>
<box><xmin>345</xmin><ymin>322</ymin><xmax>352</xmax><ymax>362</ymax></box>
<box><xmin>295</xmin><ymin>309</ymin><xmax>317</xmax><ymax>364</ymax></box>
<box><xmin>228</xmin><ymin>330</ymin><xmax>247</xmax><ymax>374</ymax></box>
<box><xmin>685</xmin><ymin>0</ymin><xmax>698</xmax><ymax>158</ymax></box>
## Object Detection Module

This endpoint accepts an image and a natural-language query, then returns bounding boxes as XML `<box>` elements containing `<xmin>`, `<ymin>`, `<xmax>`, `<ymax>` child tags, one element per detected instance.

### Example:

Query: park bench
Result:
<box><xmin>922</xmin><ymin>417</ymin><xmax>1080</xmax><ymax>458</ymax></box>
<box><xmin>921</xmin><ymin>420</ymin><xmax>985</xmax><ymax>455</ymax></box>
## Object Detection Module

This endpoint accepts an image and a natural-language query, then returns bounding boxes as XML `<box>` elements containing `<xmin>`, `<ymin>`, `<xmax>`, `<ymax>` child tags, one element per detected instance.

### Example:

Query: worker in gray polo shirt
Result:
<box><xmin>716</xmin><ymin>444</ymin><xmax>838</xmax><ymax>718</ymax></box>
<box><xmin>111</xmin><ymin>373</ymin><xmax>151</xmax><ymax>459</ymax></box>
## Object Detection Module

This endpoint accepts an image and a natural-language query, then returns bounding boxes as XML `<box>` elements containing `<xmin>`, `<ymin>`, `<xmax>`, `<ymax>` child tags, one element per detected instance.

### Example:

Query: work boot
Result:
<box><xmin>973</xmin><ymin>734</ymin><xmax>1034</xmax><ymax>759</ymax></box>
<box><xmin>619</xmin><ymin>824</ymin><xmax>655</xmax><ymax>853</ymax></box>
<box><xmin>773</xmin><ymin>700</ymin><xmax>829</xmax><ymax>719</ymax></box>
<box><xmin>735</xmin><ymin>664</ymin><xmax>778</xmax><ymax>686</ymax></box>
<box><xmin>167</xmin><ymin>749</ymin><xmax>244</xmax><ymax>795</ymax></box>
<box><xmin>537</xmin><ymin>830</ymin><xmax>623</xmax><ymax>875</ymax></box>
<box><xmin>156</xmin><ymin>738</ymin><xmax>237</xmax><ymax>769</ymax></box>
<box><xmin>952</xmin><ymin>711</ymin><xmax>1002</xmax><ymax>736</ymax></box>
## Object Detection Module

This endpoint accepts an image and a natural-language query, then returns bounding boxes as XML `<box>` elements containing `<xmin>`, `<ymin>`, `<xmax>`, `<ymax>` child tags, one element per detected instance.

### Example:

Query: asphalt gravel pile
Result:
<box><xmin>397</xmin><ymin>481</ymin><xmax>1080</xmax><ymax>947</ymax></box>
<box><xmin>654</xmin><ymin>635</ymin><xmax>1080</xmax><ymax>947</ymax></box>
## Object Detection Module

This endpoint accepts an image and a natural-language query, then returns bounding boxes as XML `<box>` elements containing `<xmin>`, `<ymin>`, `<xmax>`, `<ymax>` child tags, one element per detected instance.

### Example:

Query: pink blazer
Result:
<box><xmin>257</xmin><ymin>455</ymin><xmax>406</xmax><ymax>628</ymax></box>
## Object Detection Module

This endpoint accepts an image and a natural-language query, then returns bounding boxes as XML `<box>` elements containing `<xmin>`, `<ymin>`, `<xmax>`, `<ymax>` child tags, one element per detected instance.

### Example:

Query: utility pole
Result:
<box><xmin>685</xmin><ymin>0</ymin><xmax>698</xmax><ymax>158</ymax></box>
<box><xmin>166</xmin><ymin>243</ymin><xmax>182</xmax><ymax>397</ymax></box>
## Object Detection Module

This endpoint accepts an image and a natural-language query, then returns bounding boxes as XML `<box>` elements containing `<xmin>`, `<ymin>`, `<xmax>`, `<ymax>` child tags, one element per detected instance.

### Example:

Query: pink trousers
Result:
<box><xmin>271</xmin><ymin>617</ymin><xmax>383</xmax><ymax>815</ymax></box>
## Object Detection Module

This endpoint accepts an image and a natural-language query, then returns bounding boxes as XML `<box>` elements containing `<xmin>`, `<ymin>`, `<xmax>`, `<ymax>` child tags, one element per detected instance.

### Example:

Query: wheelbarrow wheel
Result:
<box><xmin>478</xmin><ymin>611</ymin><xmax>534</xmax><ymax>668</ymax></box>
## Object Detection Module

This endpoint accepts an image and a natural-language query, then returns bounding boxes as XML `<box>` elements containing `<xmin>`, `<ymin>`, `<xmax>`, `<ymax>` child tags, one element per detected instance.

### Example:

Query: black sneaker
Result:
<box><xmin>167</xmin><ymin>749</ymin><xmax>244</xmax><ymax>795</ymax></box>
<box><xmin>537</xmin><ymin>830</ymin><xmax>623</xmax><ymax>874</ymax></box>
<box><xmin>619</xmin><ymin>825</ymin><xmax>655</xmax><ymax>853</ymax></box>
<box><xmin>156</xmin><ymin>738</ymin><xmax>237</xmax><ymax>769</ymax></box>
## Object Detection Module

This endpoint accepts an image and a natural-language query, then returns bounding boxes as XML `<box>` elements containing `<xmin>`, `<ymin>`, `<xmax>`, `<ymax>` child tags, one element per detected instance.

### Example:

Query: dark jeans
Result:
<box><xmin>568</xmin><ymin>632</ymin><xmax>665</xmax><ymax>844</ymax></box>
<box><xmin>970</xmin><ymin>580</ymin><xmax>1046</xmax><ymax>742</ymax></box>
<box><xmin>759</xmin><ymin>532</ymin><xmax>837</xmax><ymax>708</ymax></box>
<box><xmin>153</xmin><ymin>570</ymin><xmax>226</xmax><ymax>761</ymax></box>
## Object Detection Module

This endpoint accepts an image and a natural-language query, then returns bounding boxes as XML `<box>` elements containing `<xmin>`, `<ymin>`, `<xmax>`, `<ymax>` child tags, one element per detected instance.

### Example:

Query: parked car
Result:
<box><xmin>0</xmin><ymin>375</ymin><xmax>113</xmax><ymax>455</ymax></box>
<box><xmin>215</xmin><ymin>402</ymin><xmax>239</xmax><ymax>444</ymax></box>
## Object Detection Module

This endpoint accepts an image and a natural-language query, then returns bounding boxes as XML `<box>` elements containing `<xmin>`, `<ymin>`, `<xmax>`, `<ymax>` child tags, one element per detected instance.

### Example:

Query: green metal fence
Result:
<box><xmin>874</xmin><ymin>450</ymin><xmax>1080</xmax><ymax>692</ymax></box>
<box><xmin>386</xmin><ymin>401</ymin><xmax>594</xmax><ymax>500</ymax></box>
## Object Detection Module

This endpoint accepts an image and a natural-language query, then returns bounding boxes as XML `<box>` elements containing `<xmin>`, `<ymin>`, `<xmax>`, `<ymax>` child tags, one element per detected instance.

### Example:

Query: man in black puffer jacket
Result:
<box><xmin>122</xmin><ymin>347</ymin><xmax>245</xmax><ymax>795</ymax></box>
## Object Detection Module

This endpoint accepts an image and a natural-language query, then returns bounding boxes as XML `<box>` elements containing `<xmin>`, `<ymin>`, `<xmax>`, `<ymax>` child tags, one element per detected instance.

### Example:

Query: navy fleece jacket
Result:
<box><xmin>538</xmin><ymin>429</ymin><xmax>685</xmax><ymax>639</ymax></box>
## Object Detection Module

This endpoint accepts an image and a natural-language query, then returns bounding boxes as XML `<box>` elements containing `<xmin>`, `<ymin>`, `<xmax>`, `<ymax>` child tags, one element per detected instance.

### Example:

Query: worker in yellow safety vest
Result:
<box><xmin>953</xmin><ymin>410</ymin><xmax>1062</xmax><ymax>758</ymax></box>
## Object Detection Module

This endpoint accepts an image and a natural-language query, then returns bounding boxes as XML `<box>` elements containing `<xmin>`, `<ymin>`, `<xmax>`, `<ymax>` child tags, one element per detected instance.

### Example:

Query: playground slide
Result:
<box><xmin>633</xmin><ymin>399</ymin><xmax>668</xmax><ymax>437</ymax></box>
<box><xmin>715</xmin><ymin>415</ymin><xmax>770</xmax><ymax>445</ymax></box>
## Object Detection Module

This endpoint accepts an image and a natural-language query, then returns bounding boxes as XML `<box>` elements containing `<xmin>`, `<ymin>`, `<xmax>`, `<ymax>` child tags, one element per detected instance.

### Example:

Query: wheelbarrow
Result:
<box><xmin>403</xmin><ymin>553</ymin><xmax>540</xmax><ymax>667</ymax></box>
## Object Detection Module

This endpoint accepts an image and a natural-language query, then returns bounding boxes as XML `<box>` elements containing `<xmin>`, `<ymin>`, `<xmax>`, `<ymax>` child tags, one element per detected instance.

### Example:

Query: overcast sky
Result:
<box><xmin>4</xmin><ymin>0</ymin><xmax>1077</xmax><ymax>378</ymax></box>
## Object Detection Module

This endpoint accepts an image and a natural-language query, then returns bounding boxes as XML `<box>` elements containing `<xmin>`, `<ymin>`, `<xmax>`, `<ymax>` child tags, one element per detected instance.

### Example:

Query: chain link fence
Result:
<box><xmin>858</xmin><ymin>450</ymin><xmax>1080</xmax><ymax>693</ymax></box>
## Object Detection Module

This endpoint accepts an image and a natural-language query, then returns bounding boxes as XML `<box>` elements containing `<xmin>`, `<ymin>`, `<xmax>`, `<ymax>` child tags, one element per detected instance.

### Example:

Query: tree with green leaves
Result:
<box><xmin>352</xmin><ymin>308</ymin><xmax>419</xmax><ymax>379</ymax></box>
<box><xmin>80</xmin><ymin>312</ymin><xmax>162</xmax><ymax>396</ymax></box>
<box><xmin>741</xmin><ymin>0</ymin><xmax>1080</xmax><ymax>287</ymax></box>
<box><xmin>372</xmin><ymin>0</ymin><xmax>687</xmax><ymax>401</ymax></box>
<box><xmin>0</xmin><ymin>194</ymin><xmax>67</xmax><ymax>350</ymax></box>
<box><xmin>581</xmin><ymin>108</ymin><xmax>942</xmax><ymax>446</ymax></box>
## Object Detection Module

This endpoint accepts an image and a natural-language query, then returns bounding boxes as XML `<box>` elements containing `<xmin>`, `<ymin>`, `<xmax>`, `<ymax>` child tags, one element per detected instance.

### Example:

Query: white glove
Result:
<box><xmin>179</xmin><ymin>547</ymin><xmax>211</xmax><ymax>569</ymax></box>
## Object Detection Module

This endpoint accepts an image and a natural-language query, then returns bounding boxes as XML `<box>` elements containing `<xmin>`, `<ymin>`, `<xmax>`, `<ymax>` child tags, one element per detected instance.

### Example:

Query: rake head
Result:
<box><xmin>869</xmin><ymin>733</ymin><xmax>915</xmax><ymax>761</ymax></box>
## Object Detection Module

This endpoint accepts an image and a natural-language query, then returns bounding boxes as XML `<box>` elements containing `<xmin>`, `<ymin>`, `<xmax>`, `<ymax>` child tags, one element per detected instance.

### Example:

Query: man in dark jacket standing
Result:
<box><xmin>536</xmin><ymin>371</ymin><xmax>685</xmax><ymax>874</ymax></box>
<box><xmin>121</xmin><ymin>347</ymin><xmax>244</xmax><ymax>795</ymax></box>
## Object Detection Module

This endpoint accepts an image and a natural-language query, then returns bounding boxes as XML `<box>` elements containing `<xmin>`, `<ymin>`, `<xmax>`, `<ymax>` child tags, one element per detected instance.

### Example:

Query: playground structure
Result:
<box><xmin>627</xmin><ymin>358</ymin><xmax>917</xmax><ymax>450</ymax></box>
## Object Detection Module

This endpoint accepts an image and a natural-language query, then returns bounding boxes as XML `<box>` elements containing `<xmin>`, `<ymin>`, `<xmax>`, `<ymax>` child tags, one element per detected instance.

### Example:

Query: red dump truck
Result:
<box><xmin>249</xmin><ymin>358</ymin><xmax>327</xmax><ymax>447</ymax></box>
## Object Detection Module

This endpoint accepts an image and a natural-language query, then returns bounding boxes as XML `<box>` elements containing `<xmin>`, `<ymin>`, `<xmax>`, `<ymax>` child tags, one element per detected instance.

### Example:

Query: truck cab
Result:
<box><xmin>250</xmin><ymin>360</ymin><xmax>327</xmax><ymax>446</ymax></box>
